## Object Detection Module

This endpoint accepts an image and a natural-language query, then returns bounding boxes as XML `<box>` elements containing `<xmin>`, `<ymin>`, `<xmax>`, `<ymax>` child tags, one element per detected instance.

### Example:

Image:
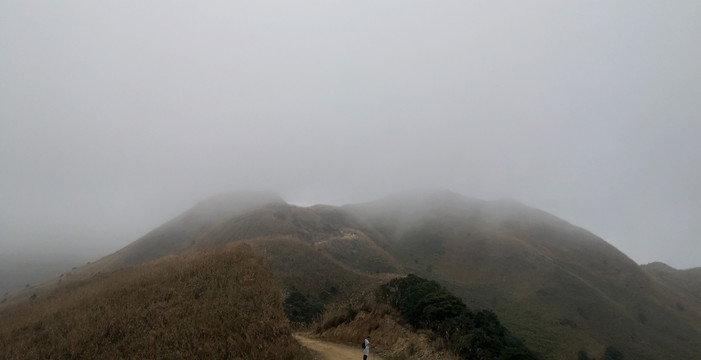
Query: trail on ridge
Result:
<box><xmin>294</xmin><ymin>334</ymin><xmax>383</xmax><ymax>360</ymax></box>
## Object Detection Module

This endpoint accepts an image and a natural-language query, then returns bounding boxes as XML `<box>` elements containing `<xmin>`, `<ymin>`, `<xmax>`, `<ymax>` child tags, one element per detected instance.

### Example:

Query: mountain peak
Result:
<box><xmin>104</xmin><ymin>190</ymin><xmax>285</xmax><ymax>267</ymax></box>
<box><xmin>354</xmin><ymin>188</ymin><xmax>480</xmax><ymax>210</ymax></box>
<box><xmin>190</xmin><ymin>190</ymin><xmax>285</xmax><ymax>216</ymax></box>
<box><xmin>642</xmin><ymin>261</ymin><xmax>677</xmax><ymax>270</ymax></box>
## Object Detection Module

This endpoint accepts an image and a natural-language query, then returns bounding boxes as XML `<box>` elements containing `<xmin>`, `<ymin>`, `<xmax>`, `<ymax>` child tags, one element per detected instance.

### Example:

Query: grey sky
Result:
<box><xmin>1</xmin><ymin>1</ymin><xmax>700</xmax><ymax>268</ymax></box>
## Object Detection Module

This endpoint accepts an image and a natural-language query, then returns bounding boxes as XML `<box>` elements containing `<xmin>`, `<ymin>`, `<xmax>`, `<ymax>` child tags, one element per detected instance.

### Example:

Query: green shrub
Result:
<box><xmin>604</xmin><ymin>345</ymin><xmax>624</xmax><ymax>360</ymax></box>
<box><xmin>376</xmin><ymin>274</ymin><xmax>537</xmax><ymax>360</ymax></box>
<box><xmin>284</xmin><ymin>291</ymin><xmax>324</xmax><ymax>324</ymax></box>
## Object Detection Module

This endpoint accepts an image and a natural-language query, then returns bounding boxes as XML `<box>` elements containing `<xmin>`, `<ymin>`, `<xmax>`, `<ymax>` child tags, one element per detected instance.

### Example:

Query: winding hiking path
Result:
<box><xmin>293</xmin><ymin>334</ymin><xmax>383</xmax><ymax>360</ymax></box>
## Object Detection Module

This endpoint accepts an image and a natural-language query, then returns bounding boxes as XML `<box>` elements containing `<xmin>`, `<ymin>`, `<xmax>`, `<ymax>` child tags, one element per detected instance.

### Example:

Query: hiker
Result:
<box><xmin>362</xmin><ymin>335</ymin><xmax>370</xmax><ymax>360</ymax></box>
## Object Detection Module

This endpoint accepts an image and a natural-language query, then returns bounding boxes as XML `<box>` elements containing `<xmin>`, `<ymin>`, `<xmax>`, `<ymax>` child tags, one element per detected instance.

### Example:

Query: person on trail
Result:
<box><xmin>363</xmin><ymin>335</ymin><xmax>370</xmax><ymax>360</ymax></box>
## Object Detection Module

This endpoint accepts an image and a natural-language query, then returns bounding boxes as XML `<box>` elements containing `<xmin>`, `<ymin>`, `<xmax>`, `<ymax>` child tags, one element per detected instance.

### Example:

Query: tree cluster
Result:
<box><xmin>578</xmin><ymin>346</ymin><xmax>624</xmax><ymax>360</ymax></box>
<box><xmin>375</xmin><ymin>274</ymin><xmax>536</xmax><ymax>360</ymax></box>
<box><xmin>283</xmin><ymin>291</ymin><xmax>324</xmax><ymax>324</ymax></box>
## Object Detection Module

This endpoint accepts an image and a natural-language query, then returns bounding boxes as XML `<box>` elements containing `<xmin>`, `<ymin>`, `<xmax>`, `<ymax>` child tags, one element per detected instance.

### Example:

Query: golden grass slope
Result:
<box><xmin>0</xmin><ymin>243</ymin><xmax>312</xmax><ymax>360</ymax></box>
<box><xmin>316</xmin><ymin>303</ymin><xmax>460</xmax><ymax>360</ymax></box>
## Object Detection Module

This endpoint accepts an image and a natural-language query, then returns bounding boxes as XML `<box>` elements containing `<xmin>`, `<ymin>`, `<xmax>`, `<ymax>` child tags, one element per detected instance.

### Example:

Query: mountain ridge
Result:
<box><xmin>2</xmin><ymin>189</ymin><xmax>700</xmax><ymax>359</ymax></box>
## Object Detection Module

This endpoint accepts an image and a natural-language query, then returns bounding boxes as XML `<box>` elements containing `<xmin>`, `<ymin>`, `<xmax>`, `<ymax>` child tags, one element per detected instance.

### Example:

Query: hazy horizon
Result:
<box><xmin>2</xmin><ymin>1</ymin><xmax>700</xmax><ymax>269</ymax></box>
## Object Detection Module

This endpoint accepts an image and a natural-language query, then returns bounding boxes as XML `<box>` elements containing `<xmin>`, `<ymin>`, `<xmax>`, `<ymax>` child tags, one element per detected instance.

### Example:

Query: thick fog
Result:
<box><xmin>1</xmin><ymin>2</ymin><xmax>700</xmax><ymax>268</ymax></box>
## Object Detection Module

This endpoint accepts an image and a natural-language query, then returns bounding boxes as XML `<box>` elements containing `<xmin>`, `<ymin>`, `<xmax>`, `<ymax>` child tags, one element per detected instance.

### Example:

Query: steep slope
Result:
<box><xmin>52</xmin><ymin>194</ymin><xmax>401</xmax><ymax>309</ymax></box>
<box><xmin>100</xmin><ymin>190</ymin><xmax>285</xmax><ymax>269</ymax></box>
<box><xmin>0</xmin><ymin>243</ymin><xmax>312</xmax><ymax>359</ymax></box>
<box><xmin>642</xmin><ymin>262</ymin><xmax>701</xmax><ymax>311</ymax></box>
<box><xmin>643</xmin><ymin>262</ymin><xmax>701</xmax><ymax>295</ymax></box>
<box><xmin>0</xmin><ymin>191</ymin><xmax>289</xmax><ymax>306</ymax></box>
<box><xmin>348</xmin><ymin>190</ymin><xmax>701</xmax><ymax>360</ymax></box>
<box><xmin>196</xmin><ymin>203</ymin><xmax>401</xmax><ymax>274</ymax></box>
<box><xmin>189</xmin><ymin>203</ymin><xmax>401</xmax><ymax>301</ymax></box>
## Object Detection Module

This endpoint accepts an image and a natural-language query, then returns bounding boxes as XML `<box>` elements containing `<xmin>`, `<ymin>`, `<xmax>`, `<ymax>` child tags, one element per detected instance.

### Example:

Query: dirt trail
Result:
<box><xmin>294</xmin><ymin>334</ymin><xmax>383</xmax><ymax>360</ymax></box>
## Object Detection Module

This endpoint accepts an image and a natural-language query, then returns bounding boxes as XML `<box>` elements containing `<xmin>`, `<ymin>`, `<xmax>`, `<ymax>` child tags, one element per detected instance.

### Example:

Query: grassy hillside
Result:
<box><xmin>0</xmin><ymin>243</ymin><xmax>312</xmax><ymax>359</ymax></box>
<box><xmin>87</xmin><ymin>191</ymin><xmax>285</xmax><ymax>272</ymax></box>
<box><xmin>348</xmin><ymin>190</ymin><xmax>701</xmax><ymax>359</ymax></box>
<box><xmin>246</xmin><ymin>236</ymin><xmax>394</xmax><ymax>304</ymax></box>
<box><xmin>0</xmin><ymin>194</ymin><xmax>402</xmax><ymax>320</ymax></box>
<box><xmin>5</xmin><ymin>190</ymin><xmax>700</xmax><ymax>359</ymax></box>
<box><xmin>197</xmin><ymin>203</ymin><xmax>402</xmax><ymax>274</ymax></box>
<box><xmin>643</xmin><ymin>262</ymin><xmax>701</xmax><ymax>298</ymax></box>
<box><xmin>95</xmin><ymin>198</ymin><xmax>402</xmax><ymax>305</ymax></box>
<box><xmin>317</xmin><ymin>303</ymin><xmax>461</xmax><ymax>360</ymax></box>
<box><xmin>0</xmin><ymin>192</ymin><xmax>288</xmax><ymax>308</ymax></box>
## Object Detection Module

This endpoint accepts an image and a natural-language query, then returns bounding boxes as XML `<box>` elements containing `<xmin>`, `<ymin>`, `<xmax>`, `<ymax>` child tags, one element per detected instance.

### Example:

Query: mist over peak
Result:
<box><xmin>1</xmin><ymin>0</ymin><xmax>699</xmax><ymax>271</ymax></box>
<box><xmin>190</xmin><ymin>190</ymin><xmax>286</xmax><ymax>215</ymax></box>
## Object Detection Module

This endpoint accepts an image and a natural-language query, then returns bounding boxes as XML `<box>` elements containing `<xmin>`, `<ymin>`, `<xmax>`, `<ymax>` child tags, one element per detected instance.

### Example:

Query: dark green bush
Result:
<box><xmin>283</xmin><ymin>291</ymin><xmax>324</xmax><ymax>324</ymax></box>
<box><xmin>604</xmin><ymin>345</ymin><xmax>624</xmax><ymax>360</ymax></box>
<box><xmin>376</xmin><ymin>274</ymin><xmax>537</xmax><ymax>360</ymax></box>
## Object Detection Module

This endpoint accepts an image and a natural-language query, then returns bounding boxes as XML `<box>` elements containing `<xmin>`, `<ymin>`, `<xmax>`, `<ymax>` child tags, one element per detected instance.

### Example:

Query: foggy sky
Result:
<box><xmin>2</xmin><ymin>1</ymin><xmax>700</xmax><ymax>268</ymax></box>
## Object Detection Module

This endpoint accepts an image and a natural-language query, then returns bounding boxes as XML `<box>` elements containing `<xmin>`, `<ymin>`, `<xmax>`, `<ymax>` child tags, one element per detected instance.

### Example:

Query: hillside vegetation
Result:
<box><xmin>4</xmin><ymin>190</ymin><xmax>701</xmax><ymax>359</ymax></box>
<box><xmin>0</xmin><ymin>243</ymin><xmax>311</xmax><ymax>359</ymax></box>
<box><xmin>643</xmin><ymin>262</ymin><xmax>701</xmax><ymax>299</ymax></box>
<box><xmin>375</xmin><ymin>274</ymin><xmax>536</xmax><ymax>359</ymax></box>
<box><xmin>348</xmin><ymin>191</ymin><xmax>701</xmax><ymax>359</ymax></box>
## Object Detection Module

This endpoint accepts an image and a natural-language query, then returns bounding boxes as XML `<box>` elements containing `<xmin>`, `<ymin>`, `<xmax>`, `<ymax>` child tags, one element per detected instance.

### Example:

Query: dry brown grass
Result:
<box><xmin>251</xmin><ymin>236</ymin><xmax>393</xmax><ymax>297</ymax></box>
<box><xmin>0</xmin><ymin>243</ymin><xmax>313</xmax><ymax>360</ymax></box>
<box><xmin>315</xmin><ymin>303</ymin><xmax>460</xmax><ymax>360</ymax></box>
